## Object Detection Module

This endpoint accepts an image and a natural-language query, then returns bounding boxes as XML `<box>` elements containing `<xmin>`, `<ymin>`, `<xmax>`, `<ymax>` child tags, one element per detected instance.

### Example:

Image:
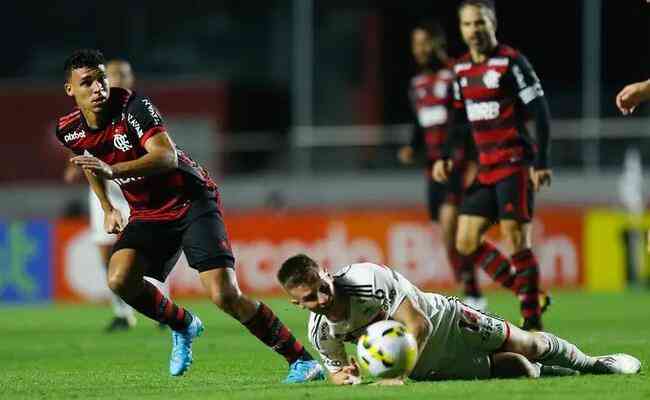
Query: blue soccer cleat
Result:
<box><xmin>169</xmin><ymin>315</ymin><xmax>204</xmax><ymax>376</ymax></box>
<box><xmin>283</xmin><ymin>359</ymin><xmax>326</xmax><ymax>383</ymax></box>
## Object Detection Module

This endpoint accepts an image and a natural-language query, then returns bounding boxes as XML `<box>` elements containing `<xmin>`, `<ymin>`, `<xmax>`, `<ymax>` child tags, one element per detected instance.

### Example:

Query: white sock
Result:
<box><xmin>538</xmin><ymin>332</ymin><xmax>596</xmax><ymax>372</ymax></box>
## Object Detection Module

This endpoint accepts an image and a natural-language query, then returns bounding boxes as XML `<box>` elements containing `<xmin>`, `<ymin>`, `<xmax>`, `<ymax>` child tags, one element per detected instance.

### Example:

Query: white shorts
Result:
<box><xmin>89</xmin><ymin>180</ymin><xmax>130</xmax><ymax>245</ymax></box>
<box><xmin>411</xmin><ymin>298</ymin><xmax>510</xmax><ymax>381</ymax></box>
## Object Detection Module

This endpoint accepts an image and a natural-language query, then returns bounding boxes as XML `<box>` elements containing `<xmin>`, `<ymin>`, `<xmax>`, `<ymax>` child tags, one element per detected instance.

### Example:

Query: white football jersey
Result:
<box><xmin>307</xmin><ymin>262</ymin><xmax>452</xmax><ymax>375</ymax></box>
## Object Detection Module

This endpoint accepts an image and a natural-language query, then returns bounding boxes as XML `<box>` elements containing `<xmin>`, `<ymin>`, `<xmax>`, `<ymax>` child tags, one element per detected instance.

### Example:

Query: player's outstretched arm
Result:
<box><xmin>81</xmin><ymin>168</ymin><xmax>122</xmax><ymax>233</ymax></box>
<box><xmin>385</xmin><ymin>298</ymin><xmax>433</xmax><ymax>384</ymax></box>
<box><xmin>111</xmin><ymin>131</ymin><xmax>178</xmax><ymax>178</ymax></box>
<box><xmin>508</xmin><ymin>54</ymin><xmax>552</xmax><ymax>191</ymax></box>
<box><xmin>70</xmin><ymin>132</ymin><xmax>177</xmax><ymax>179</ymax></box>
<box><xmin>434</xmin><ymin>95</ymin><xmax>466</xmax><ymax>183</ymax></box>
<box><xmin>616</xmin><ymin>79</ymin><xmax>650</xmax><ymax>115</ymax></box>
<box><xmin>527</xmin><ymin>96</ymin><xmax>552</xmax><ymax>191</ymax></box>
<box><xmin>83</xmin><ymin>168</ymin><xmax>111</xmax><ymax>211</ymax></box>
<box><xmin>306</xmin><ymin>316</ymin><xmax>359</xmax><ymax>385</ymax></box>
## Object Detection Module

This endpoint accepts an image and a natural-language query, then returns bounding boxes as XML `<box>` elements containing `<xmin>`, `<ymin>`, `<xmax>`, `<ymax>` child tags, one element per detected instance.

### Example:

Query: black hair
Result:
<box><xmin>458</xmin><ymin>0</ymin><xmax>498</xmax><ymax>27</ymax></box>
<box><xmin>412</xmin><ymin>19</ymin><xmax>448</xmax><ymax>70</ymax></box>
<box><xmin>63</xmin><ymin>49</ymin><xmax>106</xmax><ymax>82</ymax></box>
<box><xmin>413</xmin><ymin>19</ymin><xmax>447</xmax><ymax>50</ymax></box>
<box><xmin>277</xmin><ymin>254</ymin><xmax>320</xmax><ymax>288</ymax></box>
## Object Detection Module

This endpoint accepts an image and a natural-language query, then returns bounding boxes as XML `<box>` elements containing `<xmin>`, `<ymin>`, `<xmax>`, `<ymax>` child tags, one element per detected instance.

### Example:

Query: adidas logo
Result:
<box><xmin>64</xmin><ymin>130</ymin><xmax>86</xmax><ymax>142</ymax></box>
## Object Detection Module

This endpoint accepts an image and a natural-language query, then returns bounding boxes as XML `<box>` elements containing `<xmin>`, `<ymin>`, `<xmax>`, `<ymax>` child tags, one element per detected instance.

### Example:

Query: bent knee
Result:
<box><xmin>499</xmin><ymin>221</ymin><xmax>528</xmax><ymax>251</ymax></box>
<box><xmin>528</xmin><ymin>333</ymin><xmax>549</xmax><ymax>360</ymax></box>
<box><xmin>455</xmin><ymin>217</ymin><xmax>488</xmax><ymax>256</ymax></box>
<box><xmin>107</xmin><ymin>270</ymin><xmax>129</xmax><ymax>294</ymax></box>
<box><xmin>210</xmin><ymin>289</ymin><xmax>242</xmax><ymax>312</ymax></box>
<box><xmin>456</xmin><ymin>231</ymin><xmax>480</xmax><ymax>255</ymax></box>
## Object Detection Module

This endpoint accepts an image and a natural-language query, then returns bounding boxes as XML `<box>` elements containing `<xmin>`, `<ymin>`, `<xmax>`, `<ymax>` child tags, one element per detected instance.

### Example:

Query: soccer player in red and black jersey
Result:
<box><xmin>55</xmin><ymin>49</ymin><xmax>324</xmax><ymax>382</ymax></box>
<box><xmin>397</xmin><ymin>21</ymin><xmax>484</xmax><ymax>309</ymax></box>
<box><xmin>433</xmin><ymin>0</ymin><xmax>551</xmax><ymax>330</ymax></box>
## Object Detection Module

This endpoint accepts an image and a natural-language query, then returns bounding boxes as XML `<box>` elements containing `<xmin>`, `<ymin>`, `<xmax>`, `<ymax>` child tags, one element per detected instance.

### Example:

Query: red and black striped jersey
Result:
<box><xmin>452</xmin><ymin>44</ymin><xmax>545</xmax><ymax>184</ymax></box>
<box><xmin>409</xmin><ymin>69</ymin><xmax>455</xmax><ymax>162</ymax></box>
<box><xmin>55</xmin><ymin>87</ymin><xmax>217</xmax><ymax>222</ymax></box>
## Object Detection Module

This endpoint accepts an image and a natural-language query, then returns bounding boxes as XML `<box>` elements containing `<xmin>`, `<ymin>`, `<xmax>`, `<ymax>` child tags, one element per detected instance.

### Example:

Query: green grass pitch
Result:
<box><xmin>2</xmin><ymin>291</ymin><xmax>649</xmax><ymax>399</ymax></box>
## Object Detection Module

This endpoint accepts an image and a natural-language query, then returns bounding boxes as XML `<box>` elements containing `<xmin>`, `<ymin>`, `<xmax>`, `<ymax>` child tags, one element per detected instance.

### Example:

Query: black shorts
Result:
<box><xmin>459</xmin><ymin>168</ymin><xmax>534</xmax><ymax>223</ymax></box>
<box><xmin>427</xmin><ymin>166</ymin><xmax>464</xmax><ymax>221</ymax></box>
<box><xmin>112</xmin><ymin>190</ymin><xmax>235</xmax><ymax>282</ymax></box>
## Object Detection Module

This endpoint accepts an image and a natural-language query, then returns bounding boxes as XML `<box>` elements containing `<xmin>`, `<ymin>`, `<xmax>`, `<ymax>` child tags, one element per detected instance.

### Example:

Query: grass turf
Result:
<box><xmin>2</xmin><ymin>291</ymin><xmax>649</xmax><ymax>399</ymax></box>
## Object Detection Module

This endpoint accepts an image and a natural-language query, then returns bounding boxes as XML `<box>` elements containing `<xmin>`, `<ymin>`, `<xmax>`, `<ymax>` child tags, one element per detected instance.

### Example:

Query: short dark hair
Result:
<box><xmin>63</xmin><ymin>49</ymin><xmax>106</xmax><ymax>82</ymax></box>
<box><xmin>458</xmin><ymin>0</ymin><xmax>497</xmax><ymax>27</ymax></box>
<box><xmin>277</xmin><ymin>254</ymin><xmax>320</xmax><ymax>288</ymax></box>
<box><xmin>413</xmin><ymin>19</ymin><xmax>447</xmax><ymax>50</ymax></box>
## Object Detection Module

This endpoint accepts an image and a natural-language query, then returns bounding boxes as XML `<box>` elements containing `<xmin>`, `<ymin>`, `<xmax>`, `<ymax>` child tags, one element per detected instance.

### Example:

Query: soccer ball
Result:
<box><xmin>356</xmin><ymin>320</ymin><xmax>417</xmax><ymax>378</ymax></box>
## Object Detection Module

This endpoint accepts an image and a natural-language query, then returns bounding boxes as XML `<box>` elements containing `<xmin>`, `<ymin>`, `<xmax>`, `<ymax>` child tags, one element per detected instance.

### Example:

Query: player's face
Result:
<box><xmin>106</xmin><ymin>61</ymin><xmax>135</xmax><ymax>90</ymax></box>
<box><xmin>286</xmin><ymin>278</ymin><xmax>335</xmax><ymax>315</ymax></box>
<box><xmin>65</xmin><ymin>66</ymin><xmax>110</xmax><ymax>113</ymax></box>
<box><xmin>459</xmin><ymin>5</ymin><xmax>497</xmax><ymax>54</ymax></box>
<box><xmin>411</xmin><ymin>29</ymin><xmax>433</xmax><ymax>67</ymax></box>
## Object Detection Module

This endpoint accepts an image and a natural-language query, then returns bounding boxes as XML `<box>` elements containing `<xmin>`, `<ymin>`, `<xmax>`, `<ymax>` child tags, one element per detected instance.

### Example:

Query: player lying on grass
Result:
<box><xmin>277</xmin><ymin>254</ymin><xmax>641</xmax><ymax>385</ymax></box>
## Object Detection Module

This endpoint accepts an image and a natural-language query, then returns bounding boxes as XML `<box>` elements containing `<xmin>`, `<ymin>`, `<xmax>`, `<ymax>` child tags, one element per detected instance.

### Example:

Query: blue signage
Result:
<box><xmin>0</xmin><ymin>220</ymin><xmax>51</xmax><ymax>303</ymax></box>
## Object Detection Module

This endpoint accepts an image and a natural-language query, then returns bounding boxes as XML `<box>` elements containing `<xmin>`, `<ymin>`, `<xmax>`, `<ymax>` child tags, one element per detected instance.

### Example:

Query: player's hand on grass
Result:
<box><xmin>398</xmin><ymin>146</ymin><xmax>415</xmax><ymax>165</ymax></box>
<box><xmin>330</xmin><ymin>357</ymin><xmax>362</xmax><ymax>385</ymax></box>
<box><xmin>530</xmin><ymin>168</ymin><xmax>552</xmax><ymax>192</ymax></box>
<box><xmin>616</xmin><ymin>79</ymin><xmax>650</xmax><ymax>115</ymax></box>
<box><xmin>432</xmin><ymin>159</ymin><xmax>453</xmax><ymax>183</ymax></box>
<box><xmin>104</xmin><ymin>208</ymin><xmax>125</xmax><ymax>234</ymax></box>
<box><xmin>71</xmin><ymin>155</ymin><xmax>114</xmax><ymax>179</ymax></box>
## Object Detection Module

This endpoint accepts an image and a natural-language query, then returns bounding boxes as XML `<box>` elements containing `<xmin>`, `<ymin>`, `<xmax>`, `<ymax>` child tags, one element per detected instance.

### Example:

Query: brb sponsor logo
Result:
<box><xmin>64</xmin><ymin>129</ymin><xmax>86</xmax><ymax>142</ymax></box>
<box><xmin>466</xmin><ymin>101</ymin><xmax>500</xmax><ymax>121</ymax></box>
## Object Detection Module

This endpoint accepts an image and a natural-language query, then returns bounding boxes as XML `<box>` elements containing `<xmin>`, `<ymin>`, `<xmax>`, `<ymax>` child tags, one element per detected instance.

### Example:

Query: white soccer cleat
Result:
<box><xmin>594</xmin><ymin>353</ymin><xmax>641</xmax><ymax>375</ymax></box>
<box><xmin>463</xmin><ymin>296</ymin><xmax>488</xmax><ymax>311</ymax></box>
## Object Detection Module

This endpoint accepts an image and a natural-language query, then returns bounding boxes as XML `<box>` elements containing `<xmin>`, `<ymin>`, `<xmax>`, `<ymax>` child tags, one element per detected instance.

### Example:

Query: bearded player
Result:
<box><xmin>434</xmin><ymin>0</ymin><xmax>552</xmax><ymax>330</ymax></box>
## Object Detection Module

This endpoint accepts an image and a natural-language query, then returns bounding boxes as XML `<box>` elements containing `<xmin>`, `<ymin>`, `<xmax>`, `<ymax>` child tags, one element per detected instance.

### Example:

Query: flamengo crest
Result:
<box><xmin>114</xmin><ymin>134</ymin><xmax>132</xmax><ymax>152</ymax></box>
<box><xmin>483</xmin><ymin>69</ymin><xmax>501</xmax><ymax>89</ymax></box>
